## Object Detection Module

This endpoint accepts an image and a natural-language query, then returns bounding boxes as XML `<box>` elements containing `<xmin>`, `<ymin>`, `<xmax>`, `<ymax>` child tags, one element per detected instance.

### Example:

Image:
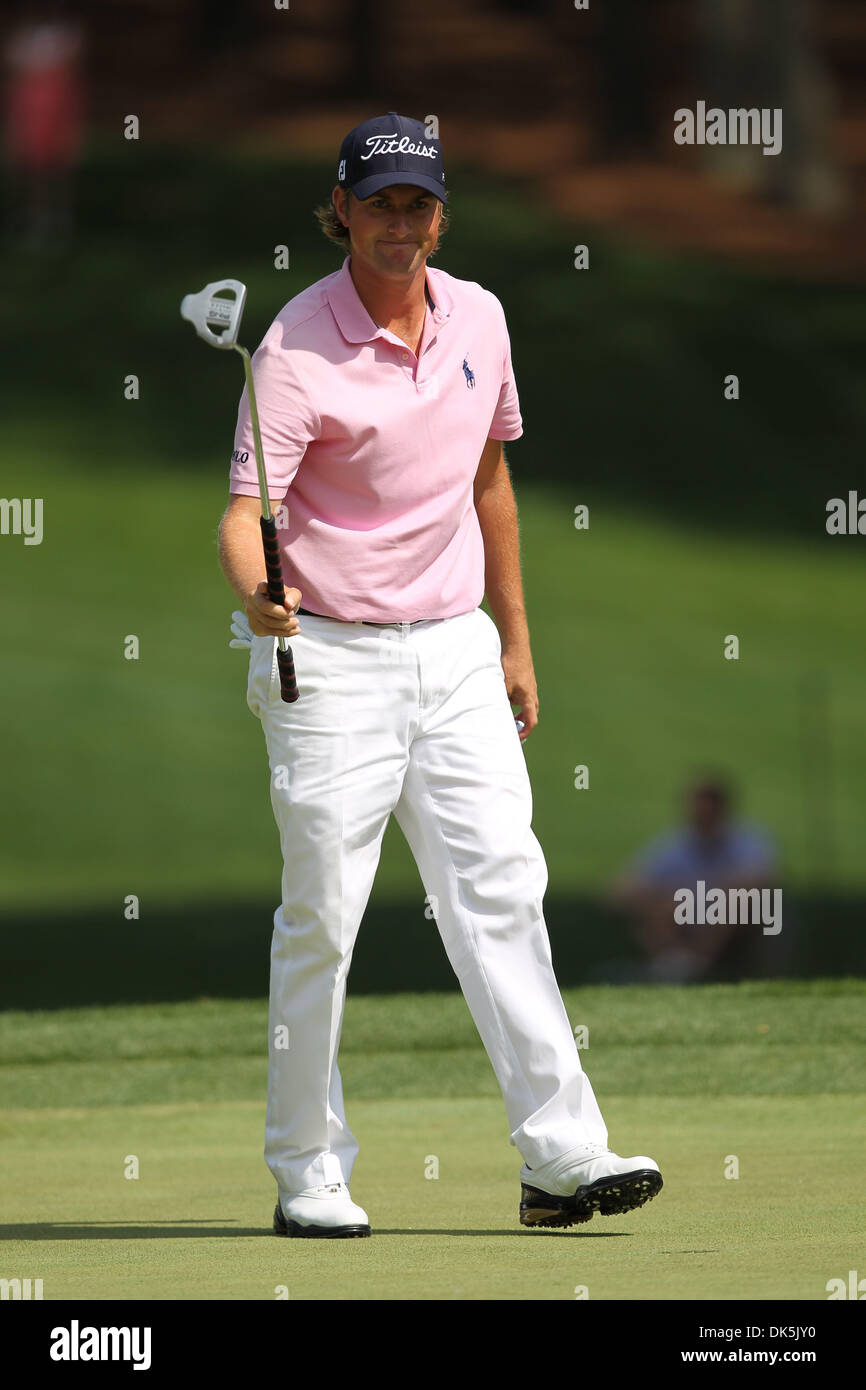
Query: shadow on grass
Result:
<box><xmin>2</xmin><ymin>1222</ymin><xmax>632</xmax><ymax>1240</ymax></box>
<box><xmin>1</xmin><ymin>1222</ymin><xmax>265</xmax><ymax>1240</ymax></box>
<box><xmin>3</xmin><ymin>893</ymin><xmax>864</xmax><ymax>1009</ymax></box>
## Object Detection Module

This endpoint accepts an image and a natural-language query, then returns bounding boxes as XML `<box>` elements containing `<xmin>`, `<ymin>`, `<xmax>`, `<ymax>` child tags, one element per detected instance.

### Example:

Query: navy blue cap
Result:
<box><xmin>336</xmin><ymin>112</ymin><xmax>447</xmax><ymax>203</ymax></box>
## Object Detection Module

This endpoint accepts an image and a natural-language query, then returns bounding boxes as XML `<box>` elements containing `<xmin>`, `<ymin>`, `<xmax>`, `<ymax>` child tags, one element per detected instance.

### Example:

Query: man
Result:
<box><xmin>611</xmin><ymin>775</ymin><xmax>779</xmax><ymax>982</ymax></box>
<box><xmin>218</xmin><ymin>112</ymin><xmax>662</xmax><ymax>1237</ymax></box>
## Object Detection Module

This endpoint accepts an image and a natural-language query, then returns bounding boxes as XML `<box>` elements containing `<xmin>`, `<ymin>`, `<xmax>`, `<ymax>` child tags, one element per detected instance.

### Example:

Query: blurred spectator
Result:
<box><xmin>697</xmin><ymin>0</ymin><xmax>845</xmax><ymax>213</ymax></box>
<box><xmin>610</xmin><ymin>774</ymin><xmax>781</xmax><ymax>982</ymax></box>
<box><xmin>3</xmin><ymin>1</ymin><xmax>85</xmax><ymax>250</ymax></box>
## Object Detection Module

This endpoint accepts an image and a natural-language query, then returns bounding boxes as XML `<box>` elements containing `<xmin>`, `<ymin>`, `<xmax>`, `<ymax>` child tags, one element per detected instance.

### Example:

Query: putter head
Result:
<box><xmin>180</xmin><ymin>279</ymin><xmax>247</xmax><ymax>349</ymax></box>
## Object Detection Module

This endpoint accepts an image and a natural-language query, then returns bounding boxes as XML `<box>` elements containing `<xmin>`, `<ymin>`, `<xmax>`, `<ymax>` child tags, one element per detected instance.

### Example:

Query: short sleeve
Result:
<box><xmin>229</xmin><ymin>340</ymin><xmax>319</xmax><ymax>499</ymax></box>
<box><xmin>731</xmin><ymin>826</ymin><xmax>778</xmax><ymax>875</ymax></box>
<box><xmin>628</xmin><ymin>834</ymin><xmax>685</xmax><ymax>886</ymax></box>
<box><xmin>488</xmin><ymin>297</ymin><xmax>523</xmax><ymax>442</ymax></box>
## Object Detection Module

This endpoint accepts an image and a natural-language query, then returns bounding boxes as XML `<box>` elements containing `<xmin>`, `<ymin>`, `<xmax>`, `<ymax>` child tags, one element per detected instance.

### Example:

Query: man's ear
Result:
<box><xmin>333</xmin><ymin>185</ymin><xmax>350</xmax><ymax>229</ymax></box>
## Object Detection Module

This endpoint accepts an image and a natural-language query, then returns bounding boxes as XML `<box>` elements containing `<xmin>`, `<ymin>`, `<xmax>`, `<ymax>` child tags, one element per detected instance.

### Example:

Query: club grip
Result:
<box><xmin>276</xmin><ymin>645</ymin><xmax>299</xmax><ymax>704</ymax></box>
<box><xmin>260</xmin><ymin>514</ymin><xmax>286</xmax><ymax>607</ymax></box>
<box><xmin>260</xmin><ymin>515</ymin><xmax>299</xmax><ymax>703</ymax></box>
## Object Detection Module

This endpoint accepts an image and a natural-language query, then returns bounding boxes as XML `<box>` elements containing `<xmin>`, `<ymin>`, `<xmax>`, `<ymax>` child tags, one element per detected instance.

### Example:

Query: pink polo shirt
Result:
<box><xmin>229</xmin><ymin>256</ymin><xmax>522</xmax><ymax>623</ymax></box>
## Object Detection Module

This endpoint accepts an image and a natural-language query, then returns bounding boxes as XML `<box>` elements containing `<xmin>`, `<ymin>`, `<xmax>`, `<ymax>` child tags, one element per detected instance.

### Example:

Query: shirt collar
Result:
<box><xmin>327</xmin><ymin>256</ymin><xmax>453</xmax><ymax>344</ymax></box>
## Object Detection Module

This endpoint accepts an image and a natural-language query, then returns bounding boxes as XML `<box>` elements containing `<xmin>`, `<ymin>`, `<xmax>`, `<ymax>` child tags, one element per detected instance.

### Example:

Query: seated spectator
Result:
<box><xmin>610</xmin><ymin>775</ymin><xmax>779</xmax><ymax>982</ymax></box>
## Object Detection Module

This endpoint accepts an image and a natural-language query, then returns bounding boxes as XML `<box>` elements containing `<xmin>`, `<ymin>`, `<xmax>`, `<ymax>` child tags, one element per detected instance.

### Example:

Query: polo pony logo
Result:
<box><xmin>462</xmin><ymin>357</ymin><xmax>475</xmax><ymax>389</ymax></box>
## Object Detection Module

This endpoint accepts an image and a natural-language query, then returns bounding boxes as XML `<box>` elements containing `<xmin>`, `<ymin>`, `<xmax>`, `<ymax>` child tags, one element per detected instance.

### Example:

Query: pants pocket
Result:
<box><xmin>246</xmin><ymin>635</ymin><xmax>277</xmax><ymax>719</ymax></box>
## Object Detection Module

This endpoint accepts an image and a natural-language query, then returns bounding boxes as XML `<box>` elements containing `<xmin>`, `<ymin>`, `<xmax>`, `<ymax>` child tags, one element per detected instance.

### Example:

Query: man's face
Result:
<box><xmin>334</xmin><ymin>183</ymin><xmax>442</xmax><ymax>279</ymax></box>
<box><xmin>688</xmin><ymin>787</ymin><xmax>728</xmax><ymax>838</ymax></box>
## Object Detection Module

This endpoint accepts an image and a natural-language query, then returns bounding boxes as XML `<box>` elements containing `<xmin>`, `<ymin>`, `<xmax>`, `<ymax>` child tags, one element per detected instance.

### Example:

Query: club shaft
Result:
<box><xmin>235</xmin><ymin>344</ymin><xmax>288</xmax><ymax>654</ymax></box>
<box><xmin>236</xmin><ymin>345</ymin><xmax>273</xmax><ymax>522</ymax></box>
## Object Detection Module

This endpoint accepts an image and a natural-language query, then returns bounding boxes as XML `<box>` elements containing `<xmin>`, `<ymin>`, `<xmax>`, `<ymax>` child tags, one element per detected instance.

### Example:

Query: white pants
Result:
<box><xmin>246</xmin><ymin>605</ymin><xmax>607</xmax><ymax>1195</ymax></box>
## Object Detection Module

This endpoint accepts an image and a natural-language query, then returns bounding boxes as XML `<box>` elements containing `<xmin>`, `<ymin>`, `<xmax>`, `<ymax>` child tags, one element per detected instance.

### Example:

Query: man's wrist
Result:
<box><xmin>495</xmin><ymin>614</ymin><xmax>531</xmax><ymax>652</ymax></box>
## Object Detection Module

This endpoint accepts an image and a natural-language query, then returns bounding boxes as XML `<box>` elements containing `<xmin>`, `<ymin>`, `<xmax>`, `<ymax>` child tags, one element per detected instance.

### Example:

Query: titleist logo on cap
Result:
<box><xmin>337</xmin><ymin>113</ymin><xmax>448</xmax><ymax>202</ymax></box>
<box><xmin>361</xmin><ymin>133</ymin><xmax>439</xmax><ymax>162</ymax></box>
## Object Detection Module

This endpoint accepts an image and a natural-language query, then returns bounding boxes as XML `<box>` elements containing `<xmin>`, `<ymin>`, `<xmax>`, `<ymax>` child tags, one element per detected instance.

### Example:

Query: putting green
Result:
<box><xmin>0</xmin><ymin>1095</ymin><xmax>861</xmax><ymax>1300</ymax></box>
<box><xmin>1</xmin><ymin>982</ymin><xmax>864</xmax><ymax>1300</ymax></box>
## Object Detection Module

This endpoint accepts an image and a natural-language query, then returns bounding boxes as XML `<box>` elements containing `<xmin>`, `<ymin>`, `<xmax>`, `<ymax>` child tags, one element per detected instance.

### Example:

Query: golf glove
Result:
<box><xmin>229</xmin><ymin>609</ymin><xmax>254</xmax><ymax>650</ymax></box>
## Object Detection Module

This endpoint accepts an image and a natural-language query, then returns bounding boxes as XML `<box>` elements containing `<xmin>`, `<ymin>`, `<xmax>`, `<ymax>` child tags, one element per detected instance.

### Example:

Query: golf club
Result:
<box><xmin>181</xmin><ymin>280</ymin><xmax>299</xmax><ymax>703</ymax></box>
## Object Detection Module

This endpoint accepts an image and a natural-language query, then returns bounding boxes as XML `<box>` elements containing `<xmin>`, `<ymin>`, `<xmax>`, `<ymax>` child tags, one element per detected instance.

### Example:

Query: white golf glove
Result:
<box><xmin>229</xmin><ymin>609</ymin><xmax>254</xmax><ymax>650</ymax></box>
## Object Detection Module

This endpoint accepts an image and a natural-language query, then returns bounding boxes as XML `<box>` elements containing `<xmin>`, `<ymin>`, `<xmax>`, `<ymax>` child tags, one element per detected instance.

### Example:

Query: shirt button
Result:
<box><xmin>401</xmin><ymin>352</ymin><xmax>409</xmax><ymax>360</ymax></box>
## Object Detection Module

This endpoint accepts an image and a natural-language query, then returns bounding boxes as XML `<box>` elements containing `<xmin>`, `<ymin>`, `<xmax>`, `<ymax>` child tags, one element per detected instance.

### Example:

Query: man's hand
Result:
<box><xmin>502</xmin><ymin>643</ymin><xmax>539</xmax><ymax>742</ymax></box>
<box><xmin>245</xmin><ymin>581</ymin><xmax>303</xmax><ymax>638</ymax></box>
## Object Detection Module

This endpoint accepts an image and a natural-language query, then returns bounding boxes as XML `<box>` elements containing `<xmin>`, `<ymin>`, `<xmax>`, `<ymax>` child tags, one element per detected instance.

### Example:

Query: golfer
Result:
<box><xmin>218</xmin><ymin>112</ymin><xmax>662</xmax><ymax>1237</ymax></box>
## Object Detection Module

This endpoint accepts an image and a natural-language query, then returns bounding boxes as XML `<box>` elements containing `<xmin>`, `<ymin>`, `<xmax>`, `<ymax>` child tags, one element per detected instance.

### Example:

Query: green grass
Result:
<box><xmin>1</xmin><ymin>982</ymin><xmax>863</xmax><ymax>1299</ymax></box>
<box><xmin>1</xmin><ymin>150</ymin><xmax>864</xmax><ymax>982</ymax></box>
<box><xmin>1</xmin><ymin>471</ymin><xmax>865</xmax><ymax>916</ymax></box>
<box><xmin>1</xmin><ymin>1094</ymin><xmax>861</xmax><ymax>1300</ymax></box>
<box><xmin>1</xmin><ymin>981</ymin><xmax>864</xmax><ymax>1107</ymax></box>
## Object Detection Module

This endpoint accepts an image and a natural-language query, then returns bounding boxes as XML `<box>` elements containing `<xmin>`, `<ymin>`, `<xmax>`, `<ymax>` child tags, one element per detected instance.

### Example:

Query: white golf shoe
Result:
<box><xmin>519</xmin><ymin>1142</ymin><xmax>663</xmax><ymax>1228</ymax></box>
<box><xmin>273</xmin><ymin>1182</ymin><xmax>371</xmax><ymax>1238</ymax></box>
